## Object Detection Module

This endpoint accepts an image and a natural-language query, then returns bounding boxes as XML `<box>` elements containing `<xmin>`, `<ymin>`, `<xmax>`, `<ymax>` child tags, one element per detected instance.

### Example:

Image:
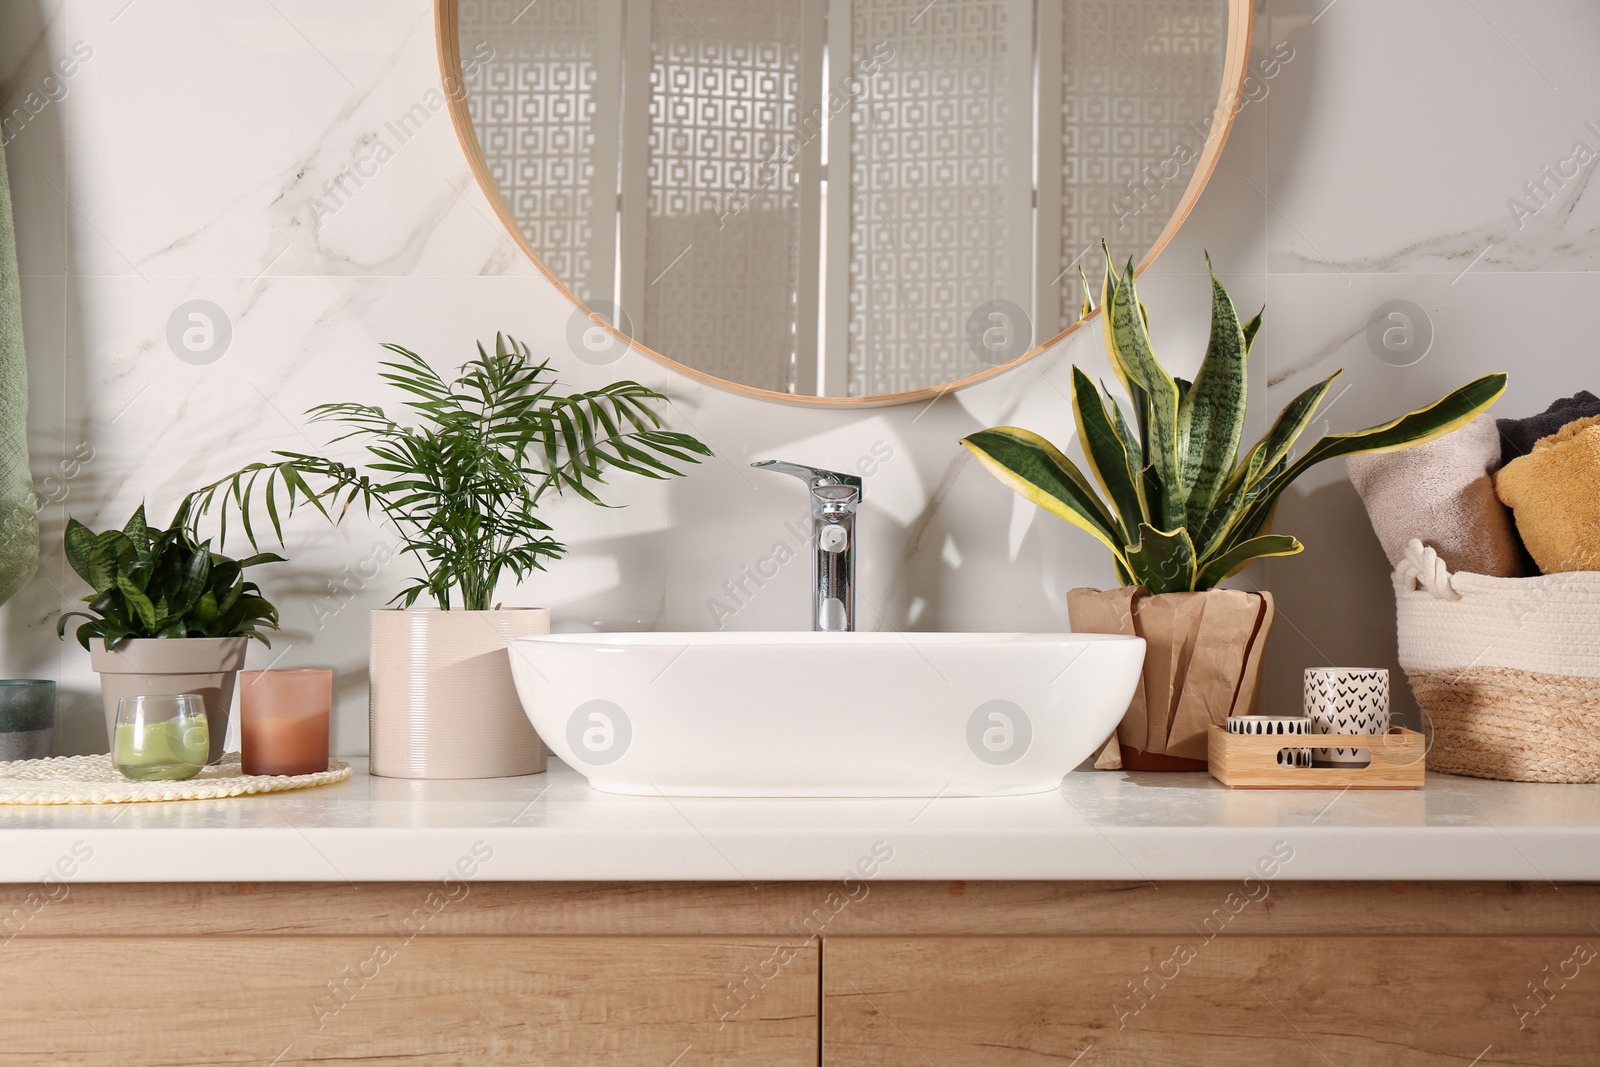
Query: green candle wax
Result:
<box><xmin>114</xmin><ymin>719</ymin><xmax>209</xmax><ymax>781</ymax></box>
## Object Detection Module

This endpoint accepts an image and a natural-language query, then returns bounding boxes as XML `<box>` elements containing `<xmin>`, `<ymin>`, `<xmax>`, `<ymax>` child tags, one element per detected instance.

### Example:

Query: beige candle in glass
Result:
<box><xmin>240</xmin><ymin>669</ymin><xmax>332</xmax><ymax>776</ymax></box>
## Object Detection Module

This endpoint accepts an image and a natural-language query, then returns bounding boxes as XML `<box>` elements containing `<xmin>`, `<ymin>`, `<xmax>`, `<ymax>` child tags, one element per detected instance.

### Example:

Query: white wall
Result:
<box><xmin>1</xmin><ymin>0</ymin><xmax>1591</xmax><ymax>753</ymax></box>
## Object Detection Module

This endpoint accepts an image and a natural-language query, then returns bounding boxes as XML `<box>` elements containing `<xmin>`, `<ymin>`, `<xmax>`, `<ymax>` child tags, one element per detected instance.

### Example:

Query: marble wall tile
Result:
<box><xmin>65</xmin><ymin>0</ymin><xmax>526</xmax><ymax>280</ymax></box>
<box><xmin>1266</xmin><ymin>0</ymin><xmax>1600</xmax><ymax>274</ymax></box>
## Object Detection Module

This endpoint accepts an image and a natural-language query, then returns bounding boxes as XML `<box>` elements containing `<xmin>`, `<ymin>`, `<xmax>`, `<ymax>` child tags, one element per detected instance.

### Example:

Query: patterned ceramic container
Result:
<box><xmin>1304</xmin><ymin>668</ymin><xmax>1390</xmax><ymax>767</ymax></box>
<box><xmin>1226</xmin><ymin>715</ymin><xmax>1313</xmax><ymax>768</ymax></box>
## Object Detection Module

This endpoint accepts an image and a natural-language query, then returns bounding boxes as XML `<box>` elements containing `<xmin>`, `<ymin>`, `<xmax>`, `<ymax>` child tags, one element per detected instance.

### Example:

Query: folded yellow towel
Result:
<box><xmin>1495</xmin><ymin>414</ymin><xmax>1600</xmax><ymax>574</ymax></box>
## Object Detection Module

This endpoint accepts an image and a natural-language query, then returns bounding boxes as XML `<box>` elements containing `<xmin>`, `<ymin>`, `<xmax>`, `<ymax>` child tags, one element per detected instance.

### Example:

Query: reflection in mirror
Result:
<box><xmin>450</xmin><ymin>0</ymin><xmax>1240</xmax><ymax>401</ymax></box>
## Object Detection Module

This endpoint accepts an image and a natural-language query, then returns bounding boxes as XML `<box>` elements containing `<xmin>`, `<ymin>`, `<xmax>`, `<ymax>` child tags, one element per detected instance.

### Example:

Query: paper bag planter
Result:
<box><xmin>1068</xmin><ymin>586</ymin><xmax>1274</xmax><ymax>770</ymax></box>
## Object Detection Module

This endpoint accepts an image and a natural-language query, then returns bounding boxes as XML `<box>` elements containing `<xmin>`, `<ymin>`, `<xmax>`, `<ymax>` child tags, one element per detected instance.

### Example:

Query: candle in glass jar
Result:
<box><xmin>239</xmin><ymin>669</ymin><xmax>332</xmax><ymax>776</ymax></box>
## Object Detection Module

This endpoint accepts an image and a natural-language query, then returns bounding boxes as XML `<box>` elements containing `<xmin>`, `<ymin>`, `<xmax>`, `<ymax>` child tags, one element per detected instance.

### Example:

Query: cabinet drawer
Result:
<box><xmin>1</xmin><ymin>936</ymin><xmax>817</xmax><ymax>1065</ymax></box>
<box><xmin>823</xmin><ymin>936</ymin><xmax>1599</xmax><ymax>1065</ymax></box>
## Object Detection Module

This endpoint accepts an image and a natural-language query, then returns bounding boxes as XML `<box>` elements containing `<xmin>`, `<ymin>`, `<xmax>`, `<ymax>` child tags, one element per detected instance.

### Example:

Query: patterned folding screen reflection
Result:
<box><xmin>843</xmin><ymin>0</ymin><xmax>1023</xmax><ymax>397</ymax></box>
<box><xmin>461</xmin><ymin>0</ymin><xmax>602</xmax><ymax>305</ymax></box>
<box><xmin>644</xmin><ymin>0</ymin><xmax>809</xmax><ymax>393</ymax></box>
<box><xmin>1050</xmin><ymin>1</ymin><xmax>1226</xmax><ymax>338</ymax></box>
<box><xmin>843</xmin><ymin>0</ymin><xmax>1226</xmax><ymax>396</ymax></box>
<box><xmin>458</xmin><ymin>0</ymin><xmax>1227</xmax><ymax>397</ymax></box>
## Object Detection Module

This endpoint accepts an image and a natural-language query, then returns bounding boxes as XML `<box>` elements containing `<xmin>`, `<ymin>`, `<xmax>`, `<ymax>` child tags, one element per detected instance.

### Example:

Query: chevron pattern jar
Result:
<box><xmin>1305</xmin><ymin>668</ymin><xmax>1390</xmax><ymax>767</ymax></box>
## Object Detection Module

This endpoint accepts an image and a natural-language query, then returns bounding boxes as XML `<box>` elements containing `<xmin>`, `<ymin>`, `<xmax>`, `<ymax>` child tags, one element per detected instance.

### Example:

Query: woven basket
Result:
<box><xmin>1394</xmin><ymin>540</ymin><xmax>1600</xmax><ymax>783</ymax></box>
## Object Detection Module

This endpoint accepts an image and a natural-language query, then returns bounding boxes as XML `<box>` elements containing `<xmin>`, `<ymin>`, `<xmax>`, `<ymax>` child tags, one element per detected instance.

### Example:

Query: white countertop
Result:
<box><xmin>1</xmin><ymin>758</ymin><xmax>1597</xmax><ymax>883</ymax></box>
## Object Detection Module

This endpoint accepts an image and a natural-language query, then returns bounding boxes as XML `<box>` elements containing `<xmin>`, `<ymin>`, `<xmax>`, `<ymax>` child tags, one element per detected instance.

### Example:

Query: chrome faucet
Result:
<box><xmin>751</xmin><ymin>461</ymin><xmax>862</xmax><ymax>632</ymax></box>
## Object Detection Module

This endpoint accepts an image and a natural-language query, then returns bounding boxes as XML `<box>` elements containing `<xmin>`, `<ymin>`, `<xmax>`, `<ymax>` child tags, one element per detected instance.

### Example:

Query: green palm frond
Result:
<box><xmin>183</xmin><ymin>333</ymin><xmax>712</xmax><ymax>610</ymax></box>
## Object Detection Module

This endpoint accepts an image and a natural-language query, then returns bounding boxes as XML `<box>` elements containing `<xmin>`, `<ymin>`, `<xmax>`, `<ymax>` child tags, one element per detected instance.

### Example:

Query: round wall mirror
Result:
<box><xmin>437</xmin><ymin>0</ymin><xmax>1251</xmax><ymax>405</ymax></box>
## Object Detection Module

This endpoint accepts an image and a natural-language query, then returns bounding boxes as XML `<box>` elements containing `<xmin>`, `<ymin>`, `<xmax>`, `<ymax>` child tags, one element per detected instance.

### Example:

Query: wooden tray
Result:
<box><xmin>1207</xmin><ymin>725</ymin><xmax>1425</xmax><ymax>789</ymax></box>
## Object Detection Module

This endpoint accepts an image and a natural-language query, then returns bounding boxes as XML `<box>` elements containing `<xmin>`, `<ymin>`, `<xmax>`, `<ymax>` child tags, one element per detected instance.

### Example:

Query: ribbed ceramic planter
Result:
<box><xmin>368</xmin><ymin>608</ymin><xmax>550</xmax><ymax>779</ymax></box>
<box><xmin>88</xmin><ymin>637</ymin><xmax>248</xmax><ymax>765</ymax></box>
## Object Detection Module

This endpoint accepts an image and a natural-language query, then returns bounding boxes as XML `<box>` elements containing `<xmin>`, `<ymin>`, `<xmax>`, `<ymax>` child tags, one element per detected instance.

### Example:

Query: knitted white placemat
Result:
<box><xmin>0</xmin><ymin>753</ymin><xmax>352</xmax><ymax>804</ymax></box>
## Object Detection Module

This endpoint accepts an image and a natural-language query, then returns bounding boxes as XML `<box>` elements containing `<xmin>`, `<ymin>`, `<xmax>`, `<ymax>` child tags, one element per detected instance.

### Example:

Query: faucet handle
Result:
<box><xmin>751</xmin><ymin>460</ymin><xmax>863</xmax><ymax>497</ymax></box>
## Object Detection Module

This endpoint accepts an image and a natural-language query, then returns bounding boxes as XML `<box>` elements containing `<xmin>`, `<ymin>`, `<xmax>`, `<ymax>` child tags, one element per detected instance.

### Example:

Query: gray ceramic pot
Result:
<box><xmin>0</xmin><ymin>679</ymin><xmax>56</xmax><ymax>761</ymax></box>
<box><xmin>88</xmin><ymin>637</ymin><xmax>248</xmax><ymax>764</ymax></box>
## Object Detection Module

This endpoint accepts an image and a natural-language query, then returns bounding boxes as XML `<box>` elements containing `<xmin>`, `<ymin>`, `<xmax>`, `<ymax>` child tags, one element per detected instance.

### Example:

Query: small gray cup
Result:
<box><xmin>0</xmin><ymin>680</ymin><xmax>56</xmax><ymax>762</ymax></box>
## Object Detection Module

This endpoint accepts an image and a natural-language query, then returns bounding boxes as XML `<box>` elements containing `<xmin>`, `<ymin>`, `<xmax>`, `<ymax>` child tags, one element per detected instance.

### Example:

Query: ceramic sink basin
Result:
<box><xmin>507</xmin><ymin>632</ymin><xmax>1145</xmax><ymax>797</ymax></box>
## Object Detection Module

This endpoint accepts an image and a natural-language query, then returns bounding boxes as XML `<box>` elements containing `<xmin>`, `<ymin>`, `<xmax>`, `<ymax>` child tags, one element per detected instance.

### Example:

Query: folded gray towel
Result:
<box><xmin>1347</xmin><ymin>413</ymin><xmax>1529</xmax><ymax>578</ymax></box>
<box><xmin>1497</xmin><ymin>390</ymin><xmax>1600</xmax><ymax>467</ymax></box>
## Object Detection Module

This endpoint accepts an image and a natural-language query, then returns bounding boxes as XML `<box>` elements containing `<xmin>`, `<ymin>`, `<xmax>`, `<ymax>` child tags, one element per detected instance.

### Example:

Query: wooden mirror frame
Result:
<box><xmin>435</xmin><ymin>0</ymin><xmax>1255</xmax><ymax>408</ymax></box>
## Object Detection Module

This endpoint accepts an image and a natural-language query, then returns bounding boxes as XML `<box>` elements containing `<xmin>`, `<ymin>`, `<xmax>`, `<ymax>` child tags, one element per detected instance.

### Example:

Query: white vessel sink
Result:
<box><xmin>507</xmin><ymin>632</ymin><xmax>1144</xmax><ymax>797</ymax></box>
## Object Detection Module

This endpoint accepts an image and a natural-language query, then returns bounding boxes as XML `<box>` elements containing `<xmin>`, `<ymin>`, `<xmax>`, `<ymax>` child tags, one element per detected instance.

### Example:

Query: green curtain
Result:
<box><xmin>0</xmin><ymin>138</ymin><xmax>38</xmax><ymax>605</ymax></box>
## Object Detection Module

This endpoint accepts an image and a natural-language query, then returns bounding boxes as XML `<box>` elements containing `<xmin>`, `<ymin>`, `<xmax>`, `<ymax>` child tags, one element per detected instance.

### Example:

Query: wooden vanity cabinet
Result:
<box><xmin>1</xmin><ymin>881</ymin><xmax>1595</xmax><ymax>1065</ymax></box>
<box><xmin>822</xmin><ymin>936</ymin><xmax>1600</xmax><ymax>1065</ymax></box>
<box><xmin>0</xmin><ymin>936</ymin><xmax>818</xmax><ymax>1065</ymax></box>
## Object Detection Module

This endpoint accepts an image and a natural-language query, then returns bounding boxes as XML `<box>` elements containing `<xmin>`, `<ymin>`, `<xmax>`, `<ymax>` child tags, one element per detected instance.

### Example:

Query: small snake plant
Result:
<box><xmin>961</xmin><ymin>246</ymin><xmax>1507</xmax><ymax>594</ymax></box>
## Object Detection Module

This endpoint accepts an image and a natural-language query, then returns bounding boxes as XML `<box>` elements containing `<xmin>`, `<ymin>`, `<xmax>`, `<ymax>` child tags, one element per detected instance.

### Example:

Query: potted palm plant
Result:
<box><xmin>187</xmin><ymin>334</ymin><xmax>711</xmax><ymax>779</ymax></box>
<box><xmin>57</xmin><ymin>503</ymin><xmax>283</xmax><ymax>764</ymax></box>
<box><xmin>961</xmin><ymin>247</ymin><xmax>1506</xmax><ymax>769</ymax></box>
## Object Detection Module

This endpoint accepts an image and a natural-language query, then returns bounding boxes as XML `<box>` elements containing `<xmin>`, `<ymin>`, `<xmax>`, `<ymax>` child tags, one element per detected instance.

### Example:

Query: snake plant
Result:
<box><xmin>961</xmin><ymin>246</ymin><xmax>1508</xmax><ymax>594</ymax></box>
